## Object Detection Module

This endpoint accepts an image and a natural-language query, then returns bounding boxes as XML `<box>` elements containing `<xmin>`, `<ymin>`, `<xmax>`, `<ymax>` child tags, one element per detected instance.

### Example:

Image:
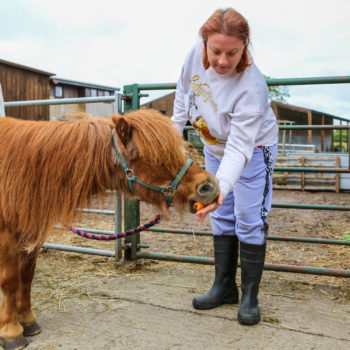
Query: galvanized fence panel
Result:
<box><xmin>121</xmin><ymin>77</ymin><xmax>350</xmax><ymax>278</ymax></box>
<box><xmin>2</xmin><ymin>77</ymin><xmax>350</xmax><ymax>277</ymax></box>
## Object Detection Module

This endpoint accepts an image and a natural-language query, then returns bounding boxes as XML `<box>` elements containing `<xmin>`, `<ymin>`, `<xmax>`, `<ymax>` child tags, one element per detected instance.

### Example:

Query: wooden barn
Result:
<box><xmin>143</xmin><ymin>92</ymin><xmax>349</xmax><ymax>153</ymax></box>
<box><xmin>0</xmin><ymin>58</ymin><xmax>120</xmax><ymax>120</ymax></box>
<box><xmin>143</xmin><ymin>91</ymin><xmax>175</xmax><ymax>116</ymax></box>
<box><xmin>49</xmin><ymin>77</ymin><xmax>120</xmax><ymax>120</ymax></box>
<box><xmin>0</xmin><ymin>58</ymin><xmax>53</xmax><ymax>120</ymax></box>
<box><xmin>272</xmin><ymin>101</ymin><xmax>349</xmax><ymax>153</ymax></box>
<box><xmin>143</xmin><ymin>92</ymin><xmax>350</xmax><ymax>192</ymax></box>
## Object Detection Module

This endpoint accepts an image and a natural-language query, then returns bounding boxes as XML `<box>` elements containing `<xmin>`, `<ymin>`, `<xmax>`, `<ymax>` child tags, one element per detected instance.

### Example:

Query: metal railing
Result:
<box><xmin>2</xmin><ymin>77</ymin><xmax>349</xmax><ymax>277</ymax></box>
<box><xmin>121</xmin><ymin>76</ymin><xmax>350</xmax><ymax>278</ymax></box>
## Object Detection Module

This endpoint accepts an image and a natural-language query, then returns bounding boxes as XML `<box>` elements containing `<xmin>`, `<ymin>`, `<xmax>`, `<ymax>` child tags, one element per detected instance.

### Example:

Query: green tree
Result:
<box><xmin>264</xmin><ymin>75</ymin><xmax>290</xmax><ymax>103</ymax></box>
<box><xmin>333</xmin><ymin>130</ymin><xmax>348</xmax><ymax>152</ymax></box>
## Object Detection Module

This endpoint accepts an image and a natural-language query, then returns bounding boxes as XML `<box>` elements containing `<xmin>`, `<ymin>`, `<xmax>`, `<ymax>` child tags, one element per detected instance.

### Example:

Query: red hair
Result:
<box><xmin>200</xmin><ymin>8</ymin><xmax>251</xmax><ymax>73</ymax></box>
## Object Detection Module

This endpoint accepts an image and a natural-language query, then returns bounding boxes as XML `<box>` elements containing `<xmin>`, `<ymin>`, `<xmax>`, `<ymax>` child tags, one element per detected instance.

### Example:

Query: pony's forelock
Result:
<box><xmin>121</xmin><ymin>109</ymin><xmax>186</xmax><ymax>176</ymax></box>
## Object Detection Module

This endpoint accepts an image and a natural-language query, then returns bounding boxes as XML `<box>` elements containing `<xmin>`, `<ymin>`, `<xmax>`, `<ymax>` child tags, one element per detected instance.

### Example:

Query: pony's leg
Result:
<box><xmin>17</xmin><ymin>248</ymin><xmax>42</xmax><ymax>337</ymax></box>
<box><xmin>0</xmin><ymin>232</ymin><xmax>29</xmax><ymax>349</ymax></box>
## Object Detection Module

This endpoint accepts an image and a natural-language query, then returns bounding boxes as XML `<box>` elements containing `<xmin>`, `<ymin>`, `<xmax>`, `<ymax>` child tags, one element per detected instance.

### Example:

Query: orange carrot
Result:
<box><xmin>193</xmin><ymin>201</ymin><xmax>205</xmax><ymax>212</ymax></box>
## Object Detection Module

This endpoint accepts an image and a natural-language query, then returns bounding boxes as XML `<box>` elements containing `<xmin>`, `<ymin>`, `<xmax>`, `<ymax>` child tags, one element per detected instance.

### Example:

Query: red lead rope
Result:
<box><xmin>66</xmin><ymin>214</ymin><xmax>161</xmax><ymax>241</ymax></box>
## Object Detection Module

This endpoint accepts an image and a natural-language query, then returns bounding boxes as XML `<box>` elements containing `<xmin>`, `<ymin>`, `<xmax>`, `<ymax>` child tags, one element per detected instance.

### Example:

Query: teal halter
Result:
<box><xmin>112</xmin><ymin>134</ymin><xmax>193</xmax><ymax>207</ymax></box>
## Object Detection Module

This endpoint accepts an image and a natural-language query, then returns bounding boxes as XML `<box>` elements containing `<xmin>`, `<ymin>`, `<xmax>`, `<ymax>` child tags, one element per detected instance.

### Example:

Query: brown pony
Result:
<box><xmin>0</xmin><ymin>108</ymin><xmax>220</xmax><ymax>349</ymax></box>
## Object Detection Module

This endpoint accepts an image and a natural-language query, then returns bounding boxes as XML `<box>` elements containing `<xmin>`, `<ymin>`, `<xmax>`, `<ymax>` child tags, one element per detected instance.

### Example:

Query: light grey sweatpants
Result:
<box><xmin>205</xmin><ymin>145</ymin><xmax>276</xmax><ymax>245</ymax></box>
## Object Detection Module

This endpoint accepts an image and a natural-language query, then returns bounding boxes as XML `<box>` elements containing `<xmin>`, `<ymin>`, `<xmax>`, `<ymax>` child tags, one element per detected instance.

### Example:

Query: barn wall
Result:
<box><xmin>0</xmin><ymin>63</ymin><xmax>51</xmax><ymax>120</ymax></box>
<box><xmin>143</xmin><ymin>92</ymin><xmax>176</xmax><ymax>116</ymax></box>
<box><xmin>274</xmin><ymin>104</ymin><xmax>333</xmax><ymax>152</ymax></box>
<box><xmin>49</xmin><ymin>82</ymin><xmax>117</xmax><ymax>120</ymax></box>
<box><xmin>50</xmin><ymin>102</ymin><xmax>116</xmax><ymax>120</ymax></box>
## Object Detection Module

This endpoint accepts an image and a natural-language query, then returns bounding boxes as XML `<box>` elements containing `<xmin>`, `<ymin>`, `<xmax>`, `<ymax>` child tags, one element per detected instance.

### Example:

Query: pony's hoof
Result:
<box><xmin>22</xmin><ymin>322</ymin><xmax>42</xmax><ymax>337</ymax></box>
<box><xmin>0</xmin><ymin>335</ymin><xmax>29</xmax><ymax>350</ymax></box>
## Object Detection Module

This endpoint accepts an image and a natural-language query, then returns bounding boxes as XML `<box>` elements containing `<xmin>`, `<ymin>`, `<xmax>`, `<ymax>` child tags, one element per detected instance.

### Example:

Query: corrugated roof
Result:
<box><xmin>51</xmin><ymin>77</ymin><xmax>120</xmax><ymax>91</ymax></box>
<box><xmin>274</xmin><ymin>101</ymin><xmax>350</xmax><ymax>122</ymax></box>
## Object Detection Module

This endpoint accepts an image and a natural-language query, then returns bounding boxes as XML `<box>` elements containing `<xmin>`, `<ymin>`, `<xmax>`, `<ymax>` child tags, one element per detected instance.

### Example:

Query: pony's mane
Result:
<box><xmin>0</xmin><ymin>117</ymin><xmax>114</xmax><ymax>248</ymax></box>
<box><xmin>0</xmin><ymin>109</ymin><xmax>187</xmax><ymax>250</ymax></box>
<box><xmin>121</xmin><ymin>109</ymin><xmax>186</xmax><ymax>176</ymax></box>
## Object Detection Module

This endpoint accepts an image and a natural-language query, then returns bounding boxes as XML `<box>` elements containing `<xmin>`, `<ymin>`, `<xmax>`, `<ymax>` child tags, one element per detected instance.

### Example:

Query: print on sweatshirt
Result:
<box><xmin>187</xmin><ymin>92</ymin><xmax>222</xmax><ymax>145</ymax></box>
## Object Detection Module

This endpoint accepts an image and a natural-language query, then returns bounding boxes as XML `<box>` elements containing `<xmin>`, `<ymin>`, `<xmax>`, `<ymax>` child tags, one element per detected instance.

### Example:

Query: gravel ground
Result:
<box><xmin>21</xmin><ymin>189</ymin><xmax>350</xmax><ymax>349</ymax></box>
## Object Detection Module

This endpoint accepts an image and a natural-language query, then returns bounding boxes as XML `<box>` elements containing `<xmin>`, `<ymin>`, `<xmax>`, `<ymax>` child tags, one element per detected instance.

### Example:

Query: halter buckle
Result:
<box><xmin>126</xmin><ymin>169</ymin><xmax>135</xmax><ymax>179</ymax></box>
<box><xmin>163</xmin><ymin>187</ymin><xmax>176</xmax><ymax>197</ymax></box>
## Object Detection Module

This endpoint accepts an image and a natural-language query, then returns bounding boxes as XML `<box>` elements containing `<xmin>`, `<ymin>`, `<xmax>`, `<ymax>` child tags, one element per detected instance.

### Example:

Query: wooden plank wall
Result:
<box><xmin>143</xmin><ymin>92</ymin><xmax>175</xmax><ymax>116</ymax></box>
<box><xmin>0</xmin><ymin>63</ymin><xmax>50</xmax><ymax>120</ymax></box>
<box><xmin>273</xmin><ymin>155</ymin><xmax>340</xmax><ymax>192</ymax></box>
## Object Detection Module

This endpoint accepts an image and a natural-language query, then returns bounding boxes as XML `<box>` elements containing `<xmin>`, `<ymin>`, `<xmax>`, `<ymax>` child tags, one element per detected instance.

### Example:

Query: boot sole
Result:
<box><xmin>193</xmin><ymin>297</ymin><xmax>238</xmax><ymax>310</ymax></box>
<box><xmin>237</xmin><ymin>315</ymin><xmax>261</xmax><ymax>325</ymax></box>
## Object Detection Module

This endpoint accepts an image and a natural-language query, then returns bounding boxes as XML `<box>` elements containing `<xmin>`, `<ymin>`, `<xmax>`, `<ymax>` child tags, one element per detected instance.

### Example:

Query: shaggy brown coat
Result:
<box><xmin>0</xmin><ymin>108</ymin><xmax>220</xmax><ymax>348</ymax></box>
<box><xmin>0</xmin><ymin>110</ymin><xmax>188</xmax><ymax>250</ymax></box>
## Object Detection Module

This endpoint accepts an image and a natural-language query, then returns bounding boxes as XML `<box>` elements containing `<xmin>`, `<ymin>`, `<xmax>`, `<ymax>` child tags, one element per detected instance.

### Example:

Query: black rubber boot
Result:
<box><xmin>192</xmin><ymin>235</ymin><xmax>239</xmax><ymax>310</ymax></box>
<box><xmin>237</xmin><ymin>241</ymin><xmax>266</xmax><ymax>325</ymax></box>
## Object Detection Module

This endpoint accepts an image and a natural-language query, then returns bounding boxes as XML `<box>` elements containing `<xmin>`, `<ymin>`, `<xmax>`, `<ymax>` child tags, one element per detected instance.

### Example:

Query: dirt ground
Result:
<box><xmin>11</xmin><ymin>188</ymin><xmax>347</xmax><ymax>350</ymax></box>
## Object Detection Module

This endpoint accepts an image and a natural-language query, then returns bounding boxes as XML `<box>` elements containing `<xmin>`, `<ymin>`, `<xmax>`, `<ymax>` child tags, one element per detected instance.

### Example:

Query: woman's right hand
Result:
<box><xmin>195</xmin><ymin>192</ymin><xmax>224</xmax><ymax>223</ymax></box>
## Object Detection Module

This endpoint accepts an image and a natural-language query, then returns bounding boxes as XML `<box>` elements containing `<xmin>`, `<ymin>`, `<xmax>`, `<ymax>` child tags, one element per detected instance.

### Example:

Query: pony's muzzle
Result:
<box><xmin>197</xmin><ymin>178</ymin><xmax>220</xmax><ymax>204</ymax></box>
<box><xmin>197</xmin><ymin>182</ymin><xmax>214</xmax><ymax>196</ymax></box>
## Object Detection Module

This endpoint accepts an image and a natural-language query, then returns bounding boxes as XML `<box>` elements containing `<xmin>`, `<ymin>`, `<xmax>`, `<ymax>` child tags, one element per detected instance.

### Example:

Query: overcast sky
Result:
<box><xmin>1</xmin><ymin>0</ymin><xmax>349</xmax><ymax>119</ymax></box>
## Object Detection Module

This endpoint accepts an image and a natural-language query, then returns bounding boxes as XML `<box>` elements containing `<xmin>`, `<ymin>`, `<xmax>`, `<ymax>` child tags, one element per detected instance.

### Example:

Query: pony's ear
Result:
<box><xmin>112</xmin><ymin>115</ymin><xmax>133</xmax><ymax>146</ymax></box>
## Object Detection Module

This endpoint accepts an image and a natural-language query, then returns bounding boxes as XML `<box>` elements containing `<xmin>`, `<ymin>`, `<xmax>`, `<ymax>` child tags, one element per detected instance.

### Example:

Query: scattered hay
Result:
<box><xmin>37</xmin><ymin>188</ymin><xmax>350</xmax><ymax>312</ymax></box>
<box><xmin>184</xmin><ymin>141</ymin><xmax>203</xmax><ymax>164</ymax></box>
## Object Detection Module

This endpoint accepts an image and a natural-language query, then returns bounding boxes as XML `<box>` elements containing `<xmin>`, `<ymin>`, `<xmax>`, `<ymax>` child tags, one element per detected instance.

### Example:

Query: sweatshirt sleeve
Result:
<box><xmin>171</xmin><ymin>66</ymin><xmax>188</xmax><ymax>135</ymax></box>
<box><xmin>216</xmin><ymin>112</ymin><xmax>264</xmax><ymax>198</ymax></box>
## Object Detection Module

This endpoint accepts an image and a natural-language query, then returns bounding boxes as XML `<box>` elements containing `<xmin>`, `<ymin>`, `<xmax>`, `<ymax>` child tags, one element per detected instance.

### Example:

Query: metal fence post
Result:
<box><xmin>122</xmin><ymin>84</ymin><xmax>140</xmax><ymax>261</ymax></box>
<box><xmin>0</xmin><ymin>83</ymin><xmax>5</xmax><ymax>117</ymax></box>
<box><xmin>348</xmin><ymin>125</ymin><xmax>350</xmax><ymax>170</ymax></box>
<box><xmin>113</xmin><ymin>91</ymin><xmax>123</xmax><ymax>261</ymax></box>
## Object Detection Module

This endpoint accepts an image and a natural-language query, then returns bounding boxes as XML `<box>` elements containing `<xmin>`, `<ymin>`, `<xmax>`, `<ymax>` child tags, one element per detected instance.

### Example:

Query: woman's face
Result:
<box><xmin>206</xmin><ymin>33</ymin><xmax>245</xmax><ymax>75</ymax></box>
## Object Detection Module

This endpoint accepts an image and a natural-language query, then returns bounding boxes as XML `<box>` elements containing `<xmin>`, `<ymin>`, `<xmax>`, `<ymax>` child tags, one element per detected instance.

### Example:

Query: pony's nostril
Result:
<box><xmin>197</xmin><ymin>182</ymin><xmax>214</xmax><ymax>196</ymax></box>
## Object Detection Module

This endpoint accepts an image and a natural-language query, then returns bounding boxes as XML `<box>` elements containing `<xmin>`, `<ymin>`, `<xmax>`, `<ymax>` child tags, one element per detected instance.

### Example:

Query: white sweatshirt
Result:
<box><xmin>171</xmin><ymin>41</ymin><xmax>278</xmax><ymax>198</ymax></box>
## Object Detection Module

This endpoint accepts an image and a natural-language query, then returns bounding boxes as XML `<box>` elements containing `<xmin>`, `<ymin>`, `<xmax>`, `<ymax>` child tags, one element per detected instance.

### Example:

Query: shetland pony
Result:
<box><xmin>0</xmin><ymin>108</ymin><xmax>219</xmax><ymax>349</ymax></box>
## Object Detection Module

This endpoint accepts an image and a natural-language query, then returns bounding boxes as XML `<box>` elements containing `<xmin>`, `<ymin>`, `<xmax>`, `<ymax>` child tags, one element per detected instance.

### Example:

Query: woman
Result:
<box><xmin>171</xmin><ymin>8</ymin><xmax>278</xmax><ymax>325</ymax></box>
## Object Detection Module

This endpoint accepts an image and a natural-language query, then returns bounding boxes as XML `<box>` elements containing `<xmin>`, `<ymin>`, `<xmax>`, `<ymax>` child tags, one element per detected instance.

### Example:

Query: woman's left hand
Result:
<box><xmin>196</xmin><ymin>192</ymin><xmax>224</xmax><ymax>223</ymax></box>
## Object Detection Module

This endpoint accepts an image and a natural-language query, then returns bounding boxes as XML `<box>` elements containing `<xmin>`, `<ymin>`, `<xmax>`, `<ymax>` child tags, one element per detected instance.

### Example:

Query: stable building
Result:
<box><xmin>0</xmin><ymin>58</ymin><xmax>53</xmax><ymax>120</ymax></box>
<box><xmin>0</xmin><ymin>58</ymin><xmax>120</xmax><ymax>121</ymax></box>
<box><xmin>49</xmin><ymin>77</ymin><xmax>120</xmax><ymax>120</ymax></box>
<box><xmin>143</xmin><ymin>91</ymin><xmax>349</xmax><ymax>153</ymax></box>
<box><xmin>143</xmin><ymin>92</ymin><xmax>350</xmax><ymax>192</ymax></box>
